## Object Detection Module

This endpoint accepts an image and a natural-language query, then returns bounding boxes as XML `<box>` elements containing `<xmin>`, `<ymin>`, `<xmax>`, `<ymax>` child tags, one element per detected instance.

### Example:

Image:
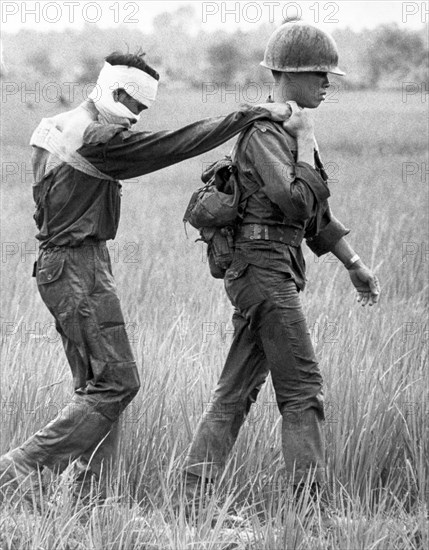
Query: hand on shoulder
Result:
<box><xmin>282</xmin><ymin>101</ymin><xmax>314</xmax><ymax>139</ymax></box>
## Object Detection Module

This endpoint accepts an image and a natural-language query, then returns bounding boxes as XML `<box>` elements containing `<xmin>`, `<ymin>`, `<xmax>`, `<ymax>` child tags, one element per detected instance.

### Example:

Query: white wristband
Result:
<box><xmin>345</xmin><ymin>254</ymin><xmax>360</xmax><ymax>269</ymax></box>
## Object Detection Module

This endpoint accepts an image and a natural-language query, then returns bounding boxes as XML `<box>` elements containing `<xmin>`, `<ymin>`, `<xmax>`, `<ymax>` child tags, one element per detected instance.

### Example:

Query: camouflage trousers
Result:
<box><xmin>184</xmin><ymin>260</ymin><xmax>325</xmax><ymax>485</ymax></box>
<box><xmin>12</xmin><ymin>242</ymin><xmax>140</xmax><ymax>477</ymax></box>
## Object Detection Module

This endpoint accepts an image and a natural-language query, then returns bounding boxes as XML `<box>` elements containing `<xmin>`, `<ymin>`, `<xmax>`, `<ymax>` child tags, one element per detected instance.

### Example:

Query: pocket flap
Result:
<box><xmin>225</xmin><ymin>259</ymin><xmax>248</xmax><ymax>281</ymax></box>
<box><xmin>37</xmin><ymin>258</ymin><xmax>65</xmax><ymax>285</ymax></box>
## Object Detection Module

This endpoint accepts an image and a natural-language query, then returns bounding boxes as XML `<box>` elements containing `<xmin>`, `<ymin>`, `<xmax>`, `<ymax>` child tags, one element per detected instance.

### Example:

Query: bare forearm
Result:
<box><xmin>332</xmin><ymin>236</ymin><xmax>381</xmax><ymax>305</ymax></box>
<box><xmin>331</xmin><ymin>237</ymin><xmax>363</xmax><ymax>269</ymax></box>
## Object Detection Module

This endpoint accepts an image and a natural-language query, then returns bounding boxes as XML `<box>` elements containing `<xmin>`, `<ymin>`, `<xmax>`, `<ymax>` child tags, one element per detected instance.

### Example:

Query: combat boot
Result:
<box><xmin>171</xmin><ymin>472</ymin><xmax>248</xmax><ymax>528</ymax></box>
<box><xmin>0</xmin><ymin>449</ymin><xmax>45</xmax><ymax>509</ymax></box>
<box><xmin>293</xmin><ymin>480</ymin><xmax>343</xmax><ymax>536</ymax></box>
<box><xmin>56</xmin><ymin>460</ymin><xmax>108</xmax><ymax>511</ymax></box>
<box><xmin>171</xmin><ymin>472</ymin><xmax>209</xmax><ymax>518</ymax></box>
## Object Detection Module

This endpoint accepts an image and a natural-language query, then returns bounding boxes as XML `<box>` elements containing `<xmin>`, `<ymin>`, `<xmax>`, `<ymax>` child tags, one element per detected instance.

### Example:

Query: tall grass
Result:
<box><xmin>1</xmin><ymin>88</ymin><xmax>428</xmax><ymax>549</ymax></box>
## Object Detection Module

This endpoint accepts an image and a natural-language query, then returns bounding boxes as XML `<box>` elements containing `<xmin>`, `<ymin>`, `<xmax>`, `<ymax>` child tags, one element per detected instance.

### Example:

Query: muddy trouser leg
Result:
<box><xmin>58</xmin><ymin>320</ymin><xmax>122</xmax><ymax>481</ymax></box>
<box><xmin>73</xmin><ymin>420</ymin><xmax>120</xmax><ymax>480</ymax></box>
<box><xmin>8</xmin><ymin>243</ymin><xmax>140</xmax><ymax>476</ymax></box>
<box><xmin>184</xmin><ymin>308</ymin><xmax>269</xmax><ymax>480</ymax></box>
<box><xmin>184</xmin><ymin>264</ymin><xmax>325</xmax><ymax>485</ymax></box>
<box><xmin>246</xmin><ymin>268</ymin><xmax>325</xmax><ymax>485</ymax></box>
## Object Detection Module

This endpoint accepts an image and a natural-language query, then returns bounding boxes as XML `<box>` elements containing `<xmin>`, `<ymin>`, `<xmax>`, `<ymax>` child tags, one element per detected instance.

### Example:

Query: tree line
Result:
<box><xmin>2</xmin><ymin>5</ymin><xmax>427</xmax><ymax>91</ymax></box>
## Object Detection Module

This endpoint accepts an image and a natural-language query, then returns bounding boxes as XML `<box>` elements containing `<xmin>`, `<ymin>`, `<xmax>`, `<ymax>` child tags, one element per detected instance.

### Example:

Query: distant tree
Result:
<box><xmin>207</xmin><ymin>37</ymin><xmax>247</xmax><ymax>84</ymax></box>
<box><xmin>153</xmin><ymin>4</ymin><xmax>197</xmax><ymax>35</ymax></box>
<box><xmin>26</xmin><ymin>49</ymin><xmax>59</xmax><ymax>79</ymax></box>
<box><xmin>365</xmin><ymin>24</ymin><xmax>427</xmax><ymax>88</ymax></box>
<box><xmin>152</xmin><ymin>6</ymin><xmax>199</xmax><ymax>83</ymax></box>
<box><xmin>76</xmin><ymin>53</ymin><xmax>101</xmax><ymax>84</ymax></box>
<box><xmin>152</xmin><ymin>11</ymin><xmax>174</xmax><ymax>33</ymax></box>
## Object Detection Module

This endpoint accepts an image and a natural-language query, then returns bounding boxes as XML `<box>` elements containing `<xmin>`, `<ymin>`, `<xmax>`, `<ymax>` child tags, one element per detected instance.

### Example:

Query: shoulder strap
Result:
<box><xmin>314</xmin><ymin>149</ymin><xmax>328</xmax><ymax>182</ymax></box>
<box><xmin>239</xmin><ymin>175</ymin><xmax>259</xmax><ymax>202</ymax></box>
<box><xmin>231</xmin><ymin>131</ymin><xmax>260</xmax><ymax>202</ymax></box>
<box><xmin>30</xmin><ymin>119</ymin><xmax>117</xmax><ymax>182</ymax></box>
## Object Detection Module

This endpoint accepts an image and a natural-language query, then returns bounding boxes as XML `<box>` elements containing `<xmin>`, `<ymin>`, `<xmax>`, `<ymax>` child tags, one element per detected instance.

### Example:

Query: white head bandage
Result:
<box><xmin>89</xmin><ymin>61</ymin><xmax>159</xmax><ymax>126</ymax></box>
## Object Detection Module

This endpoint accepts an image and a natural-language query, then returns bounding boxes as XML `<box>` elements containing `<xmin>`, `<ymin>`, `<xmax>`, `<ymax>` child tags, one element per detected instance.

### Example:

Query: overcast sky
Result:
<box><xmin>2</xmin><ymin>0</ymin><xmax>427</xmax><ymax>33</ymax></box>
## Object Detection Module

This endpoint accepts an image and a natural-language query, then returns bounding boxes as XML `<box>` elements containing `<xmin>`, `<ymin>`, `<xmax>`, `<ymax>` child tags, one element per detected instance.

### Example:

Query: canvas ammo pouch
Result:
<box><xmin>184</xmin><ymin>156</ymin><xmax>240</xmax><ymax>228</ymax></box>
<box><xmin>183</xmin><ymin>155</ymin><xmax>258</xmax><ymax>279</ymax></box>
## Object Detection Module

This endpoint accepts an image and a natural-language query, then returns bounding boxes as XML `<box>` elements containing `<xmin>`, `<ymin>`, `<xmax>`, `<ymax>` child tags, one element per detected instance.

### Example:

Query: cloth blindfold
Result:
<box><xmin>89</xmin><ymin>61</ymin><xmax>159</xmax><ymax>126</ymax></box>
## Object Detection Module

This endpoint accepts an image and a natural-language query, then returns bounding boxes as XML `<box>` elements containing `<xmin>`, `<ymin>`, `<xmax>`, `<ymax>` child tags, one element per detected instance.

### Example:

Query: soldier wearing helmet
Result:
<box><xmin>261</xmin><ymin>19</ymin><xmax>345</xmax><ymax>75</ymax></box>
<box><xmin>181</xmin><ymin>21</ymin><xmax>380</xmax><ymax>518</ymax></box>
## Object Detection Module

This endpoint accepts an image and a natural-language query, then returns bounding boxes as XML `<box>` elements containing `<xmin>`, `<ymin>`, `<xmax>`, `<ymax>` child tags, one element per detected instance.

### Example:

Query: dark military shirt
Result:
<box><xmin>31</xmin><ymin>106</ymin><xmax>276</xmax><ymax>249</ymax></box>
<box><xmin>233</xmin><ymin>120</ymin><xmax>349</xmax><ymax>290</ymax></box>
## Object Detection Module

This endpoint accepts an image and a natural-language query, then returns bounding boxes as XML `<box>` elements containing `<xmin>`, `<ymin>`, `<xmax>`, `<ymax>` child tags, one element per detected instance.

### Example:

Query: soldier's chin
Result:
<box><xmin>297</xmin><ymin>97</ymin><xmax>321</xmax><ymax>109</ymax></box>
<box><xmin>307</xmin><ymin>98</ymin><xmax>323</xmax><ymax>109</ymax></box>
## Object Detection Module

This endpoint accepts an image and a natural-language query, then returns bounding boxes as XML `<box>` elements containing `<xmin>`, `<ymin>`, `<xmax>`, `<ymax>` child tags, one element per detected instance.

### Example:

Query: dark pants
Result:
<box><xmin>14</xmin><ymin>242</ymin><xmax>140</xmax><ymax>476</ymax></box>
<box><xmin>184</xmin><ymin>260</ymin><xmax>325</xmax><ymax>484</ymax></box>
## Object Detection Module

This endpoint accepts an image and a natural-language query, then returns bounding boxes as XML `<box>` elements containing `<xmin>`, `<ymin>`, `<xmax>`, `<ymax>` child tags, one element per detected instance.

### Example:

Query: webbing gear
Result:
<box><xmin>183</xmin><ymin>144</ymin><xmax>260</xmax><ymax>279</ymax></box>
<box><xmin>235</xmin><ymin>224</ymin><xmax>305</xmax><ymax>247</ymax></box>
<box><xmin>183</xmin><ymin>156</ymin><xmax>259</xmax><ymax>230</ymax></box>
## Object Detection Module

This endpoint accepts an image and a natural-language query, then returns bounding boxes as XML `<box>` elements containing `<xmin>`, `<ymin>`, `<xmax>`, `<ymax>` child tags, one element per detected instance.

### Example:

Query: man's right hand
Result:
<box><xmin>282</xmin><ymin>101</ymin><xmax>315</xmax><ymax>139</ymax></box>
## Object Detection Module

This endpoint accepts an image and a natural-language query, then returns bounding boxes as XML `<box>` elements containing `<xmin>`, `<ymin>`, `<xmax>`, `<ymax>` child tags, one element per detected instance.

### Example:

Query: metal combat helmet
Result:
<box><xmin>261</xmin><ymin>20</ymin><xmax>345</xmax><ymax>75</ymax></box>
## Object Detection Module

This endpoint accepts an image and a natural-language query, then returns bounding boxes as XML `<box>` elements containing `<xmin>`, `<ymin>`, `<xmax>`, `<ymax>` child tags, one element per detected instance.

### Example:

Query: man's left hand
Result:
<box><xmin>348</xmin><ymin>263</ymin><xmax>381</xmax><ymax>306</ymax></box>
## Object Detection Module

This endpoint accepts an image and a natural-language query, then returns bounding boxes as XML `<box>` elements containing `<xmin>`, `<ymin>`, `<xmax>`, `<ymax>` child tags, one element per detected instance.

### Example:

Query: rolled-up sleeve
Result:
<box><xmin>306</xmin><ymin>203</ymin><xmax>350</xmax><ymax>256</ymax></box>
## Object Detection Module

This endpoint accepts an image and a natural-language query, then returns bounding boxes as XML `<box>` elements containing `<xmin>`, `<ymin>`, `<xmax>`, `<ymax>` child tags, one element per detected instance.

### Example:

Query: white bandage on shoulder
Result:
<box><xmin>30</xmin><ymin>119</ymin><xmax>116</xmax><ymax>181</ymax></box>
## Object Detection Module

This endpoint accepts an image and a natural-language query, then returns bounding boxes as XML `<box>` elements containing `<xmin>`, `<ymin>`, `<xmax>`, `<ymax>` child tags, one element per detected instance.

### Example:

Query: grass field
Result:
<box><xmin>0</xmin><ymin>85</ymin><xmax>428</xmax><ymax>549</ymax></box>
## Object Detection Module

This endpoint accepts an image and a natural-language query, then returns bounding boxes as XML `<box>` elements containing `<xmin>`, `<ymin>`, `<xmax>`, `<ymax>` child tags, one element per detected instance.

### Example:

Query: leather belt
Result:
<box><xmin>42</xmin><ymin>238</ymin><xmax>106</xmax><ymax>251</ymax></box>
<box><xmin>235</xmin><ymin>223</ymin><xmax>305</xmax><ymax>246</ymax></box>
